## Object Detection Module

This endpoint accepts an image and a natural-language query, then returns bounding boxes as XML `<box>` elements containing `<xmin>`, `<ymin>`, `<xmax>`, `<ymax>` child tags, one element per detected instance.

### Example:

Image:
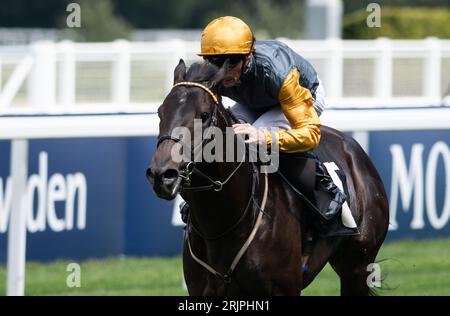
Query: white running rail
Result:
<box><xmin>1</xmin><ymin>38</ymin><xmax>450</xmax><ymax>114</ymax></box>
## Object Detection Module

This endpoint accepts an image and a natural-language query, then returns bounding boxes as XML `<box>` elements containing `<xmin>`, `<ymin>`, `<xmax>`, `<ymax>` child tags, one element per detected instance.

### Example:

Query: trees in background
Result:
<box><xmin>344</xmin><ymin>0</ymin><xmax>450</xmax><ymax>14</ymax></box>
<box><xmin>0</xmin><ymin>0</ymin><xmax>305</xmax><ymax>39</ymax></box>
<box><xmin>344</xmin><ymin>7</ymin><xmax>450</xmax><ymax>39</ymax></box>
<box><xmin>68</xmin><ymin>0</ymin><xmax>131</xmax><ymax>41</ymax></box>
<box><xmin>0</xmin><ymin>0</ymin><xmax>449</xmax><ymax>40</ymax></box>
<box><xmin>115</xmin><ymin>0</ymin><xmax>304</xmax><ymax>38</ymax></box>
<box><xmin>208</xmin><ymin>0</ymin><xmax>304</xmax><ymax>39</ymax></box>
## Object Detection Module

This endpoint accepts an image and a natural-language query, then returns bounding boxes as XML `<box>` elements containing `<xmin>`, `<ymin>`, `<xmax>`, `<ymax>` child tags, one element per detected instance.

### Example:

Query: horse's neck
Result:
<box><xmin>187</xmin><ymin>161</ymin><xmax>254</xmax><ymax>239</ymax></box>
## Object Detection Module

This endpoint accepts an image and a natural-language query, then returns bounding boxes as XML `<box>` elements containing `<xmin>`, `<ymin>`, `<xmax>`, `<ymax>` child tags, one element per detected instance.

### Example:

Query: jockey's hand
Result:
<box><xmin>232</xmin><ymin>123</ymin><xmax>266</xmax><ymax>144</ymax></box>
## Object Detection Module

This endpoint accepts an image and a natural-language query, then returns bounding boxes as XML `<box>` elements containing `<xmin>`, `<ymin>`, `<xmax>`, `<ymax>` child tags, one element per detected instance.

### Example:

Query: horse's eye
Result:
<box><xmin>200</xmin><ymin>112</ymin><xmax>210</xmax><ymax>122</ymax></box>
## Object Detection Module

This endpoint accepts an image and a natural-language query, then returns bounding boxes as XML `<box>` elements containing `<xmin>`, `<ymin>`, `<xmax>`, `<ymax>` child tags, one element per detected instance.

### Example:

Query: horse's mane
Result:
<box><xmin>185</xmin><ymin>62</ymin><xmax>219</xmax><ymax>82</ymax></box>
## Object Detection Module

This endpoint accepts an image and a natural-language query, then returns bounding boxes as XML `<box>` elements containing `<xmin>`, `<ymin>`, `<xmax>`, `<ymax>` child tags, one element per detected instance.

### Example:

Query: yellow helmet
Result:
<box><xmin>199</xmin><ymin>16</ymin><xmax>255</xmax><ymax>56</ymax></box>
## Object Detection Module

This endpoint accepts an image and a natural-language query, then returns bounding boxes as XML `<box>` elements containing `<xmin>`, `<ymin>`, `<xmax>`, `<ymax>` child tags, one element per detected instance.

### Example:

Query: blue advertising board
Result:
<box><xmin>370</xmin><ymin>130</ymin><xmax>450</xmax><ymax>240</ymax></box>
<box><xmin>0</xmin><ymin>137</ymin><xmax>184</xmax><ymax>262</ymax></box>
<box><xmin>0</xmin><ymin>129</ymin><xmax>449</xmax><ymax>262</ymax></box>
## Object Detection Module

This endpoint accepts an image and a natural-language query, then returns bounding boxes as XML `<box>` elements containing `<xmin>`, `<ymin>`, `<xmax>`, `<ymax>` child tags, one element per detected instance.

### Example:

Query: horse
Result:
<box><xmin>147</xmin><ymin>59</ymin><xmax>389</xmax><ymax>295</ymax></box>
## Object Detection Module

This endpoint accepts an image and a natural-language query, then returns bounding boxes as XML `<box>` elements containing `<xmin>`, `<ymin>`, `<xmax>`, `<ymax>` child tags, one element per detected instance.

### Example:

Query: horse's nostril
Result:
<box><xmin>162</xmin><ymin>169</ymin><xmax>179</xmax><ymax>180</ymax></box>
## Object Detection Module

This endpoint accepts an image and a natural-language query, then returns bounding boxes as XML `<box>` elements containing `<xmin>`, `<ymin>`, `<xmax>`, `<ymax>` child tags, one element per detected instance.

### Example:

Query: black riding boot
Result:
<box><xmin>315</xmin><ymin>159</ymin><xmax>347</xmax><ymax>220</ymax></box>
<box><xmin>314</xmin><ymin>158</ymin><xmax>359</xmax><ymax>237</ymax></box>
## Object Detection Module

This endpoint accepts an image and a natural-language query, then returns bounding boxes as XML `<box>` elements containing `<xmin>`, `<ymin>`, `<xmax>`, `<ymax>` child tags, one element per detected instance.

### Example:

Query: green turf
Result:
<box><xmin>1</xmin><ymin>237</ymin><xmax>450</xmax><ymax>296</ymax></box>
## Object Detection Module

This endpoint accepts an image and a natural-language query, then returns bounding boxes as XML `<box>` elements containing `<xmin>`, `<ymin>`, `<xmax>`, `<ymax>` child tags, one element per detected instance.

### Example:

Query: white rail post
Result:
<box><xmin>166</xmin><ymin>40</ymin><xmax>186</xmax><ymax>93</ymax></box>
<box><xmin>58</xmin><ymin>40</ymin><xmax>76</xmax><ymax>109</ymax></box>
<box><xmin>375</xmin><ymin>38</ymin><xmax>393</xmax><ymax>101</ymax></box>
<box><xmin>112</xmin><ymin>40</ymin><xmax>130</xmax><ymax>107</ymax></box>
<box><xmin>424</xmin><ymin>37</ymin><xmax>441</xmax><ymax>100</ymax></box>
<box><xmin>28</xmin><ymin>41</ymin><xmax>56</xmax><ymax>109</ymax></box>
<box><xmin>328</xmin><ymin>38</ymin><xmax>343</xmax><ymax>100</ymax></box>
<box><xmin>7</xmin><ymin>140</ymin><xmax>29</xmax><ymax>296</ymax></box>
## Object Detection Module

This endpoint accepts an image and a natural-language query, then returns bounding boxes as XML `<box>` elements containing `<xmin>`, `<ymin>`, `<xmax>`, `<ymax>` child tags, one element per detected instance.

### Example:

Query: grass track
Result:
<box><xmin>1</xmin><ymin>238</ymin><xmax>449</xmax><ymax>295</ymax></box>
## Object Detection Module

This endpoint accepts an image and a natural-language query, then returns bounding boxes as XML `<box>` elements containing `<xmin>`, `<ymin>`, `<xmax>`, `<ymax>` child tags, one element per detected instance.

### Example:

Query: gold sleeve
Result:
<box><xmin>264</xmin><ymin>68</ymin><xmax>321</xmax><ymax>153</ymax></box>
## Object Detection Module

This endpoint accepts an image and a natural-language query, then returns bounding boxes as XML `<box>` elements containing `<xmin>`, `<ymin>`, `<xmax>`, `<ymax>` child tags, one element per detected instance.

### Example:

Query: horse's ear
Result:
<box><xmin>208</xmin><ymin>59</ymin><xmax>229</xmax><ymax>89</ymax></box>
<box><xmin>174</xmin><ymin>59</ymin><xmax>186</xmax><ymax>84</ymax></box>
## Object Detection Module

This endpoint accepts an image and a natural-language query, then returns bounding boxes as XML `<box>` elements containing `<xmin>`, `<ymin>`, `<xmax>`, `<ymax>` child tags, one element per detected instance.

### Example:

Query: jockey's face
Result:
<box><xmin>204</xmin><ymin>54</ymin><xmax>250</xmax><ymax>88</ymax></box>
<box><xmin>222</xmin><ymin>60</ymin><xmax>245</xmax><ymax>87</ymax></box>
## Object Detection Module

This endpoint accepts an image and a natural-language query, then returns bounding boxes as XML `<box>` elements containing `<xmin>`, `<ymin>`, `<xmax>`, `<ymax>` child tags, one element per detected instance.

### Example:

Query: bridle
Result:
<box><xmin>156</xmin><ymin>79</ymin><xmax>269</xmax><ymax>285</ymax></box>
<box><xmin>156</xmin><ymin>82</ymin><xmax>219</xmax><ymax>149</ymax></box>
<box><xmin>156</xmin><ymin>81</ymin><xmax>245</xmax><ymax>192</ymax></box>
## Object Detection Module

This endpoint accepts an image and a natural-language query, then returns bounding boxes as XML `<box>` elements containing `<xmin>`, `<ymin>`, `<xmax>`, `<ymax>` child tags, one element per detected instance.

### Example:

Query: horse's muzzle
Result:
<box><xmin>147</xmin><ymin>166</ymin><xmax>182</xmax><ymax>200</ymax></box>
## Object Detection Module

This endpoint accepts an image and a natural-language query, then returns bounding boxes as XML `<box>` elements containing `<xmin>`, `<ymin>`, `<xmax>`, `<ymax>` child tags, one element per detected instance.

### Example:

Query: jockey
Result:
<box><xmin>182</xmin><ymin>16</ymin><xmax>355</xmax><ymax>236</ymax></box>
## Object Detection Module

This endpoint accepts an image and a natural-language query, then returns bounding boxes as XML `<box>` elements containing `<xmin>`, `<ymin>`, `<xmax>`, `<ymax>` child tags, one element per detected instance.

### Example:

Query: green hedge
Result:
<box><xmin>343</xmin><ymin>7</ymin><xmax>450</xmax><ymax>39</ymax></box>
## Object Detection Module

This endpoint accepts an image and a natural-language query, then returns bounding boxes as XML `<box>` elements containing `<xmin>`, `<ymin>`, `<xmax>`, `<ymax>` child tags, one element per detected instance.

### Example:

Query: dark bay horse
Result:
<box><xmin>147</xmin><ymin>59</ymin><xmax>389</xmax><ymax>295</ymax></box>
